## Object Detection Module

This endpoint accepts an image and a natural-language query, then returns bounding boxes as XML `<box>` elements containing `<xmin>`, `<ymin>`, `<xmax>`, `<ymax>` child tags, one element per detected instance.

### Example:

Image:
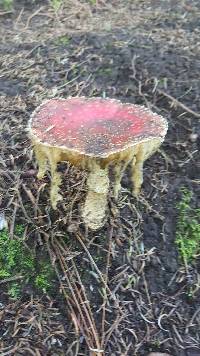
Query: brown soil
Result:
<box><xmin>0</xmin><ymin>1</ymin><xmax>200</xmax><ymax>355</ymax></box>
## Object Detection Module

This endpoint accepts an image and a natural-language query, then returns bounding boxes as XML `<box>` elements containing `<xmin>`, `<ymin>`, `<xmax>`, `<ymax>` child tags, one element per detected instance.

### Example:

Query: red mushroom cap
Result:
<box><xmin>29</xmin><ymin>97</ymin><xmax>168</xmax><ymax>157</ymax></box>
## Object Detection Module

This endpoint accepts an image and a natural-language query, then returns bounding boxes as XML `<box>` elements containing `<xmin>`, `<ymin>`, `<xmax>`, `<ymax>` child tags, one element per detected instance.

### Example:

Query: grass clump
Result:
<box><xmin>176</xmin><ymin>188</ymin><xmax>200</xmax><ymax>263</ymax></box>
<box><xmin>54</xmin><ymin>35</ymin><xmax>70</xmax><ymax>46</ymax></box>
<box><xmin>0</xmin><ymin>0</ymin><xmax>13</xmax><ymax>11</ymax></box>
<box><xmin>0</xmin><ymin>225</ymin><xmax>54</xmax><ymax>298</ymax></box>
<box><xmin>88</xmin><ymin>0</ymin><xmax>97</xmax><ymax>5</ymax></box>
<box><xmin>50</xmin><ymin>0</ymin><xmax>63</xmax><ymax>12</ymax></box>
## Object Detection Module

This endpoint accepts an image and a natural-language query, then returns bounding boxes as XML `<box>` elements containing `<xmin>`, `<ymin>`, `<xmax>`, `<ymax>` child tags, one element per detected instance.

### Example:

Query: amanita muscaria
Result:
<box><xmin>29</xmin><ymin>97</ymin><xmax>168</xmax><ymax>230</ymax></box>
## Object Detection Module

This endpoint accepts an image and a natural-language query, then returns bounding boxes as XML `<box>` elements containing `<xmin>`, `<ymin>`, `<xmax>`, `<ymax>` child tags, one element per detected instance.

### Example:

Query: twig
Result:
<box><xmin>9</xmin><ymin>201</ymin><xmax>18</xmax><ymax>239</ymax></box>
<box><xmin>157</xmin><ymin>89</ymin><xmax>200</xmax><ymax>118</ymax></box>
<box><xmin>71</xmin><ymin>259</ymin><xmax>102</xmax><ymax>353</ymax></box>
<box><xmin>100</xmin><ymin>226</ymin><xmax>113</xmax><ymax>349</ymax></box>
<box><xmin>75</xmin><ymin>233</ymin><xmax>113</xmax><ymax>297</ymax></box>
<box><xmin>50</xmin><ymin>237</ymin><xmax>102</xmax><ymax>355</ymax></box>
<box><xmin>0</xmin><ymin>11</ymin><xmax>12</xmax><ymax>16</ymax></box>
<box><xmin>24</xmin><ymin>6</ymin><xmax>44</xmax><ymax>29</ymax></box>
<box><xmin>0</xmin><ymin>275</ymin><xmax>23</xmax><ymax>284</ymax></box>
<box><xmin>56</xmin><ymin>238</ymin><xmax>102</xmax><ymax>353</ymax></box>
<box><xmin>14</xmin><ymin>7</ymin><xmax>24</xmax><ymax>28</ymax></box>
<box><xmin>104</xmin><ymin>313</ymin><xmax>125</xmax><ymax>347</ymax></box>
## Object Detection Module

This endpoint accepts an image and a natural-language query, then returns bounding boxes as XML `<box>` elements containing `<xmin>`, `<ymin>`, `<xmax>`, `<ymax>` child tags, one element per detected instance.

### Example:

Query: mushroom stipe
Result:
<box><xmin>29</xmin><ymin>97</ymin><xmax>168</xmax><ymax>230</ymax></box>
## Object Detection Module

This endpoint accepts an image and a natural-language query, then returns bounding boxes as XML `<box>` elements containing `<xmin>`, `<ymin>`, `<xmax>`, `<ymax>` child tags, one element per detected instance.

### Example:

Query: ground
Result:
<box><xmin>0</xmin><ymin>0</ymin><xmax>200</xmax><ymax>355</ymax></box>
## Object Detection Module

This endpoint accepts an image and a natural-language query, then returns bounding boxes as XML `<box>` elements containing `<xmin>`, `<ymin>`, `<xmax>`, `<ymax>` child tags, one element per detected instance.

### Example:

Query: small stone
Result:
<box><xmin>67</xmin><ymin>223</ymin><xmax>79</xmax><ymax>233</ymax></box>
<box><xmin>0</xmin><ymin>302</ymin><xmax>4</xmax><ymax>309</ymax></box>
<box><xmin>189</xmin><ymin>133</ymin><xmax>198</xmax><ymax>142</ymax></box>
<box><xmin>51</xmin><ymin>337</ymin><xmax>57</xmax><ymax>345</ymax></box>
<box><xmin>0</xmin><ymin>212</ymin><xmax>7</xmax><ymax>231</ymax></box>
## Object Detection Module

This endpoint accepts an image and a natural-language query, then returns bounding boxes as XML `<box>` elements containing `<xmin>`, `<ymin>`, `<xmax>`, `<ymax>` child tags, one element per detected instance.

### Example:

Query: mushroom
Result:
<box><xmin>29</xmin><ymin>97</ymin><xmax>168</xmax><ymax>230</ymax></box>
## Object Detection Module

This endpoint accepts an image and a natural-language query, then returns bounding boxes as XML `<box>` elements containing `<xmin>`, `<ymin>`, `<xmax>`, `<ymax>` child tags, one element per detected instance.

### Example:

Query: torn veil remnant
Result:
<box><xmin>29</xmin><ymin>97</ymin><xmax>168</xmax><ymax>230</ymax></box>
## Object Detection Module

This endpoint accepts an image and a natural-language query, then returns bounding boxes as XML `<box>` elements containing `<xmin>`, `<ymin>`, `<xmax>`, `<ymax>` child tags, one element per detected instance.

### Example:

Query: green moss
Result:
<box><xmin>35</xmin><ymin>262</ymin><xmax>54</xmax><ymax>292</ymax></box>
<box><xmin>8</xmin><ymin>283</ymin><xmax>21</xmax><ymax>299</ymax></box>
<box><xmin>0</xmin><ymin>269</ymin><xmax>10</xmax><ymax>278</ymax></box>
<box><xmin>0</xmin><ymin>227</ymin><xmax>34</xmax><ymax>278</ymax></box>
<box><xmin>175</xmin><ymin>188</ymin><xmax>200</xmax><ymax>263</ymax></box>
<box><xmin>0</xmin><ymin>225</ymin><xmax>54</xmax><ymax>298</ymax></box>
<box><xmin>35</xmin><ymin>274</ymin><xmax>50</xmax><ymax>291</ymax></box>
<box><xmin>14</xmin><ymin>224</ymin><xmax>25</xmax><ymax>237</ymax></box>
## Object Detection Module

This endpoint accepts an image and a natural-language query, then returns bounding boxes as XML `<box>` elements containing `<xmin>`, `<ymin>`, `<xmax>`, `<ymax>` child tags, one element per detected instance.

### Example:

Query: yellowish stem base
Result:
<box><xmin>82</xmin><ymin>165</ymin><xmax>109</xmax><ymax>230</ymax></box>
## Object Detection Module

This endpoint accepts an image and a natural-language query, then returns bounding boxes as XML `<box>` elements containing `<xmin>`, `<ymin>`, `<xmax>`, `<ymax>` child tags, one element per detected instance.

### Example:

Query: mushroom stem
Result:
<box><xmin>113</xmin><ymin>159</ymin><xmax>132</xmax><ymax>199</ymax></box>
<box><xmin>48</xmin><ymin>150</ymin><xmax>62</xmax><ymax>209</ymax></box>
<box><xmin>131</xmin><ymin>157</ymin><xmax>144</xmax><ymax>196</ymax></box>
<box><xmin>82</xmin><ymin>163</ymin><xmax>109</xmax><ymax>230</ymax></box>
<box><xmin>33</xmin><ymin>143</ymin><xmax>62</xmax><ymax>209</ymax></box>
<box><xmin>34</xmin><ymin>143</ymin><xmax>48</xmax><ymax>179</ymax></box>
<box><xmin>131</xmin><ymin>139</ymin><xmax>161</xmax><ymax>196</ymax></box>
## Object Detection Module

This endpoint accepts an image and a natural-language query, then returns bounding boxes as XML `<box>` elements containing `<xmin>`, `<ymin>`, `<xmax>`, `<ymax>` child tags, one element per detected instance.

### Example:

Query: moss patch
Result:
<box><xmin>0</xmin><ymin>225</ymin><xmax>54</xmax><ymax>298</ymax></box>
<box><xmin>176</xmin><ymin>188</ymin><xmax>200</xmax><ymax>264</ymax></box>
